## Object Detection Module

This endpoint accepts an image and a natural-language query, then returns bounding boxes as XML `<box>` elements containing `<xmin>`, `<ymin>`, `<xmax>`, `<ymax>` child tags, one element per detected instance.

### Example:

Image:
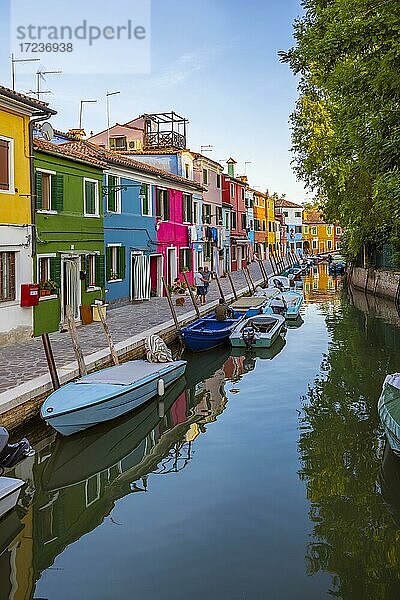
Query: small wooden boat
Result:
<box><xmin>263</xmin><ymin>290</ymin><xmax>304</xmax><ymax>320</ymax></box>
<box><xmin>180</xmin><ymin>314</ymin><xmax>244</xmax><ymax>352</ymax></box>
<box><xmin>230</xmin><ymin>314</ymin><xmax>286</xmax><ymax>349</ymax></box>
<box><xmin>0</xmin><ymin>478</ymin><xmax>24</xmax><ymax>520</ymax></box>
<box><xmin>41</xmin><ymin>359</ymin><xmax>187</xmax><ymax>436</ymax></box>
<box><xmin>230</xmin><ymin>296</ymin><xmax>270</xmax><ymax>317</ymax></box>
<box><xmin>378</xmin><ymin>373</ymin><xmax>400</xmax><ymax>455</ymax></box>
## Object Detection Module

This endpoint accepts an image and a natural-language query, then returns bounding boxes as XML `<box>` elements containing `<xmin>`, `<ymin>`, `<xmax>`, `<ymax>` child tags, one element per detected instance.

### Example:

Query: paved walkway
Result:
<box><xmin>0</xmin><ymin>261</ymin><xmax>277</xmax><ymax>395</ymax></box>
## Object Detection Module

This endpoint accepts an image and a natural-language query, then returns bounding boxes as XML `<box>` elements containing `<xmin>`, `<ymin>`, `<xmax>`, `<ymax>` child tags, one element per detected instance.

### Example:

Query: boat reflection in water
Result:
<box><xmin>380</xmin><ymin>443</ymin><xmax>400</xmax><ymax>528</ymax></box>
<box><xmin>229</xmin><ymin>335</ymin><xmax>286</xmax><ymax>373</ymax></box>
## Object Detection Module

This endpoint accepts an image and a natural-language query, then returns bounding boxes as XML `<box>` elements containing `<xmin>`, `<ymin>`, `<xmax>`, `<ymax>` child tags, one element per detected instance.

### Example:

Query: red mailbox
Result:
<box><xmin>21</xmin><ymin>284</ymin><xmax>40</xmax><ymax>307</ymax></box>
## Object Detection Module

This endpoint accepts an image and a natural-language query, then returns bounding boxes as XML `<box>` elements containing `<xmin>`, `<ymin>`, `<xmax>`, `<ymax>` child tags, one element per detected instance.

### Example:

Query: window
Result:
<box><xmin>0</xmin><ymin>252</ymin><xmax>15</xmax><ymax>302</ymax></box>
<box><xmin>141</xmin><ymin>183</ymin><xmax>152</xmax><ymax>216</ymax></box>
<box><xmin>283</xmin><ymin>211</ymin><xmax>289</xmax><ymax>218</ymax></box>
<box><xmin>312</xmin><ymin>240</ymin><xmax>318</xmax><ymax>250</ymax></box>
<box><xmin>216</xmin><ymin>173</ymin><xmax>221</xmax><ymax>189</ymax></box>
<box><xmin>179</xmin><ymin>247</ymin><xmax>193</xmax><ymax>271</ymax></box>
<box><xmin>311</xmin><ymin>226</ymin><xmax>317</xmax><ymax>235</ymax></box>
<box><xmin>326</xmin><ymin>226</ymin><xmax>333</xmax><ymax>236</ymax></box>
<box><xmin>202</xmin><ymin>168</ymin><xmax>208</xmax><ymax>185</ymax></box>
<box><xmin>262</xmin><ymin>220</ymin><xmax>266</xmax><ymax>231</ymax></box>
<box><xmin>225</xmin><ymin>211</ymin><xmax>230</xmax><ymax>229</ymax></box>
<box><xmin>295</xmin><ymin>226</ymin><xmax>302</xmax><ymax>234</ymax></box>
<box><xmin>254</xmin><ymin>219</ymin><xmax>260</xmax><ymax>232</ymax></box>
<box><xmin>241</xmin><ymin>188</ymin><xmax>245</xmax><ymax>201</ymax></box>
<box><xmin>107</xmin><ymin>174</ymin><xmax>120</xmax><ymax>213</ymax></box>
<box><xmin>184</xmin><ymin>164</ymin><xmax>190</xmax><ymax>179</ymax></box>
<box><xmin>303</xmin><ymin>225</ymin><xmax>309</xmax><ymax>234</ymax></box>
<box><xmin>216</xmin><ymin>206</ymin><xmax>223</xmax><ymax>225</ymax></box>
<box><xmin>84</xmin><ymin>178</ymin><xmax>99</xmax><ymax>216</ymax></box>
<box><xmin>202</xmin><ymin>203</ymin><xmax>212</xmax><ymax>225</ymax></box>
<box><xmin>182</xmin><ymin>194</ymin><xmax>193</xmax><ymax>223</ymax></box>
<box><xmin>36</xmin><ymin>170</ymin><xmax>64</xmax><ymax>212</ymax></box>
<box><xmin>109</xmin><ymin>136</ymin><xmax>127</xmax><ymax>151</ymax></box>
<box><xmin>231</xmin><ymin>183</ymin><xmax>235</xmax><ymax>198</ymax></box>
<box><xmin>295</xmin><ymin>211</ymin><xmax>302</xmax><ymax>218</ymax></box>
<box><xmin>106</xmin><ymin>246</ymin><xmax>126</xmax><ymax>281</ymax></box>
<box><xmin>327</xmin><ymin>239</ymin><xmax>333</xmax><ymax>250</ymax></box>
<box><xmin>0</xmin><ymin>136</ymin><xmax>13</xmax><ymax>193</ymax></box>
<box><xmin>231</xmin><ymin>211</ymin><xmax>237</xmax><ymax>230</ymax></box>
<box><xmin>156</xmin><ymin>189</ymin><xmax>170</xmax><ymax>220</ymax></box>
<box><xmin>85</xmin><ymin>254</ymin><xmax>105</xmax><ymax>289</ymax></box>
<box><xmin>193</xmin><ymin>200</ymin><xmax>199</xmax><ymax>224</ymax></box>
<box><xmin>85</xmin><ymin>474</ymin><xmax>101</xmax><ymax>507</ymax></box>
<box><xmin>38</xmin><ymin>256</ymin><xmax>51</xmax><ymax>284</ymax></box>
<box><xmin>231</xmin><ymin>245</ymin><xmax>237</xmax><ymax>261</ymax></box>
<box><xmin>241</xmin><ymin>213</ymin><xmax>247</xmax><ymax>230</ymax></box>
<box><xmin>336</xmin><ymin>241</ymin><xmax>341</xmax><ymax>250</ymax></box>
<box><xmin>336</xmin><ymin>226</ymin><xmax>342</xmax><ymax>235</ymax></box>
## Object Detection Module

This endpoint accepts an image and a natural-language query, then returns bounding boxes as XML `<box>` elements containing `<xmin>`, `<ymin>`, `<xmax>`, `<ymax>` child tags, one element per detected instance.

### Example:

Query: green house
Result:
<box><xmin>33</xmin><ymin>139</ymin><xmax>106</xmax><ymax>336</ymax></box>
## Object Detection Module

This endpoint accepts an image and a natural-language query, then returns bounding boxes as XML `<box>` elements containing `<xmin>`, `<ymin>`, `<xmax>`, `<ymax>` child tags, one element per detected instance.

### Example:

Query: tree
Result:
<box><xmin>280</xmin><ymin>0</ymin><xmax>400</xmax><ymax>261</ymax></box>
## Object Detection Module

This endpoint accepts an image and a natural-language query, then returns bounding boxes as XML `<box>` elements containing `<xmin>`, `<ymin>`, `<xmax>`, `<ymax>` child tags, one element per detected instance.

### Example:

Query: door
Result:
<box><xmin>150</xmin><ymin>254</ymin><xmax>163</xmax><ymax>297</ymax></box>
<box><xmin>62</xmin><ymin>256</ymin><xmax>81</xmax><ymax>321</ymax></box>
<box><xmin>131</xmin><ymin>253</ymin><xmax>151</xmax><ymax>301</ymax></box>
<box><xmin>167</xmin><ymin>247</ymin><xmax>177</xmax><ymax>286</ymax></box>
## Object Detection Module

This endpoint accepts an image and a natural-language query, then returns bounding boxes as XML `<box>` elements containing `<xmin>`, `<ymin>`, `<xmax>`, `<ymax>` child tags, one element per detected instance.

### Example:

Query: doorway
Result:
<box><xmin>149</xmin><ymin>254</ymin><xmax>163</xmax><ymax>297</ymax></box>
<box><xmin>167</xmin><ymin>247</ymin><xmax>177</xmax><ymax>286</ymax></box>
<box><xmin>62</xmin><ymin>256</ymin><xmax>81</xmax><ymax>322</ymax></box>
<box><xmin>131</xmin><ymin>253</ymin><xmax>151</xmax><ymax>301</ymax></box>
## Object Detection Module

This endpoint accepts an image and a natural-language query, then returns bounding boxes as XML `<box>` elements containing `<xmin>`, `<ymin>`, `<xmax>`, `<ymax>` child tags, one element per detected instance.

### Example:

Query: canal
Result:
<box><xmin>2</xmin><ymin>265</ymin><xmax>400</xmax><ymax>599</ymax></box>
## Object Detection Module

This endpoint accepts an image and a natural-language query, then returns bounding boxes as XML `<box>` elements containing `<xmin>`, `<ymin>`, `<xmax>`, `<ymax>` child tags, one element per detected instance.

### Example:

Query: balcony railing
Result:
<box><xmin>144</xmin><ymin>131</ymin><xmax>186</xmax><ymax>150</ymax></box>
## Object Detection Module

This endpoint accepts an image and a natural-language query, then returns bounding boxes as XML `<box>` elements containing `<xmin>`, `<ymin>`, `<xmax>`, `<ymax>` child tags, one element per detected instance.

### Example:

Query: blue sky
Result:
<box><xmin>0</xmin><ymin>0</ymin><xmax>308</xmax><ymax>201</ymax></box>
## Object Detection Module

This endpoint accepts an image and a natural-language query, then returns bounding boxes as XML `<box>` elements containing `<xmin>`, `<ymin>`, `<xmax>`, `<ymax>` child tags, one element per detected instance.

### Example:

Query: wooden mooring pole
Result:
<box><xmin>242</xmin><ymin>268</ymin><xmax>253</xmax><ymax>294</ymax></box>
<box><xmin>246</xmin><ymin>267</ymin><xmax>256</xmax><ymax>294</ymax></box>
<box><xmin>161</xmin><ymin>276</ymin><xmax>180</xmax><ymax>329</ymax></box>
<box><xmin>97</xmin><ymin>305</ymin><xmax>119</xmax><ymax>365</ymax></box>
<box><xmin>182</xmin><ymin>272</ymin><xmax>201</xmax><ymax>319</ymax></box>
<box><xmin>41</xmin><ymin>333</ymin><xmax>60</xmax><ymax>390</ymax></box>
<box><xmin>225</xmin><ymin>271</ymin><xmax>238</xmax><ymax>300</ymax></box>
<box><xmin>66</xmin><ymin>305</ymin><xmax>87</xmax><ymax>377</ymax></box>
<box><xmin>214</xmin><ymin>273</ymin><xmax>225</xmax><ymax>302</ymax></box>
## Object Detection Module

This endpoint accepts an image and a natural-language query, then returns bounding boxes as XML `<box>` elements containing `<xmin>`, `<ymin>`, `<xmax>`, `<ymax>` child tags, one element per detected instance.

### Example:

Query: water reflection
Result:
<box><xmin>299</xmin><ymin>293</ymin><xmax>400</xmax><ymax>598</ymax></box>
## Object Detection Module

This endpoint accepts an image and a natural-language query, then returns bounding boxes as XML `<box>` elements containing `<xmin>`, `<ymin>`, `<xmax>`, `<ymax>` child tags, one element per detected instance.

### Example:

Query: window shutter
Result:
<box><xmin>106</xmin><ymin>246</ymin><xmax>112</xmax><ymax>281</ymax></box>
<box><xmin>156</xmin><ymin>189</ymin><xmax>161</xmax><ymax>218</ymax></box>
<box><xmin>179</xmin><ymin>248</ymin><xmax>184</xmax><ymax>271</ymax></box>
<box><xmin>85</xmin><ymin>181</ymin><xmax>95</xmax><ymax>214</ymax></box>
<box><xmin>108</xmin><ymin>175</ymin><xmax>116</xmax><ymax>212</ymax></box>
<box><xmin>95</xmin><ymin>254</ymin><xmax>105</xmax><ymax>287</ymax></box>
<box><xmin>35</xmin><ymin>171</ymin><xmax>43</xmax><ymax>210</ymax></box>
<box><xmin>189</xmin><ymin>249</ymin><xmax>193</xmax><ymax>271</ymax></box>
<box><xmin>52</xmin><ymin>174</ymin><xmax>64</xmax><ymax>212</ymax></box>
<box><xmin>118</xmin><ymin>246</ymin><xmax>126</xmax><ymax>279</ymax></box>
<box><xmin>49</xmin><ymin>256</ymin><xmax>61</xmax><ymax>289</ymax></box>
<box><xmin>165</xmin><ymin>192</ymin><xmax>170</xmax><ymax>221</ymax></box>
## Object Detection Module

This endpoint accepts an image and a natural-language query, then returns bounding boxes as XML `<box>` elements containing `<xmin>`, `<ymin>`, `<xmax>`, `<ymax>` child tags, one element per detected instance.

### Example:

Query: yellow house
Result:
<box><xmin>252</xmin><ymin>189</ymin><xmax>268</xmax><ymax>259</ymax></box>
<box><xmin>0</xmin><ymin>85</ymin><xmax>55</xmax><ymax>345</ymax></box>
<box><xmin>266</xmin><ymin>195</ymin><xmax>277</xmax><ymax>255</ymax></box>
<box><xmin>303</xmin><ymin>210</ymin><xmax>335</xmax><ymax>255</ymax></box>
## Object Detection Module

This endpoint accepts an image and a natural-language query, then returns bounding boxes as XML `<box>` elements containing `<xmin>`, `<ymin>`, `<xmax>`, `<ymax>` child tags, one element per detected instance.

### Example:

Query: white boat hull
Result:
<box><xmin>0</xmin><ymin>478</ymin><xmax>24</xmax><ymax>520</ymax></box>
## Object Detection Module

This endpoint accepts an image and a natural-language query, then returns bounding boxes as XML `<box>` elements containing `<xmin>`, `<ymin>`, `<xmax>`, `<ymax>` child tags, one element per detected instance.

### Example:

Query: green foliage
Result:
<box><xmin>280</xmin><ymin>0</ymin><xmax>400</xmax><ymax>262</ymax></box>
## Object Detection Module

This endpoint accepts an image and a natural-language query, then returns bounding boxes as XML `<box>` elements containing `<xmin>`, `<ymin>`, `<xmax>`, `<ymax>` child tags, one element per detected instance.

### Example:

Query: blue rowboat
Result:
<box><xmin>41</xmin><ymin>359</ymin><xmax>187</xmax><ymax>436</ymax></box>
<box><xmin>378</xmin><ymin>374</ymin><xmax>400</xmax><ymax>456</ymax></box>
<box><xmin>180</xmin><ymin>314</ymin><xmax>244</xmax><ymax>352</ymax></box>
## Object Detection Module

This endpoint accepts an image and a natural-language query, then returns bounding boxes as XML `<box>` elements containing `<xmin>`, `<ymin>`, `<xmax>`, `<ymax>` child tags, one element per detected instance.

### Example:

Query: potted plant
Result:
<box><xmin>40</xmin><ymin>280</ymin><xmax>58</xmax><ymax>297</ymax></box>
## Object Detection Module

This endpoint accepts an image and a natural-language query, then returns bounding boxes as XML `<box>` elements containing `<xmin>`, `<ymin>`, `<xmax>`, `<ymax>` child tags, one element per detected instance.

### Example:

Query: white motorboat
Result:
<box><xmin>0</xmin><ymin>478</ymin><xmax>24</xmax><ymax>520</ymax></box>
<box><xmin>230</xmin><ymin>314</ymin><xmax>286</xmax><ymax>348</ymax></box>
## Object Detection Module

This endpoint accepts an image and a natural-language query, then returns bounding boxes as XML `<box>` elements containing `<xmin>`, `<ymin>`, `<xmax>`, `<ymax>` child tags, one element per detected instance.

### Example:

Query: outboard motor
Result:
<box><xmin>242</xmin><ymin>326</ymin><xmax>256</xmax><ymax>349</ymax></box>
<box><xmin>0</xmin><ymin>427</ymin><xmax>34</xmax><ymax>472</ymax></box>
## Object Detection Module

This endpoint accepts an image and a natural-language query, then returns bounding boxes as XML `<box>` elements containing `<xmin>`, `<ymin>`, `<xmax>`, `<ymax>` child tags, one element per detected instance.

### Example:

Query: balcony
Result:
<box><xmin>143</xmin><ymin>112</ymin><xmax>188</xmax><ymax>151</ymax></box>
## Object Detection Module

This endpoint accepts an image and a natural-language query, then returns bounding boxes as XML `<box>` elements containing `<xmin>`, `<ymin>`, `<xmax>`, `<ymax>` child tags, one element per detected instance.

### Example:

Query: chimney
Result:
<box><xmin>67</xmin><ymin>128</ymin><xmax>86</xmax><ymax>140</ymax></box>
<box><xmin>227</xmin><ymin>157</ymin><xmax>237</xmax><ymax>178</ymax></box>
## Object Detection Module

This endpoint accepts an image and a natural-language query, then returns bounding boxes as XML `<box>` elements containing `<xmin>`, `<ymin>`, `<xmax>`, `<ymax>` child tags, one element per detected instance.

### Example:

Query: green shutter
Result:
<box><xmin>106</xmin><ymin>246</ymin><xmax>112</xmax><ymax>281</ymax></box>
<box><xmin>189</xmin><ymin>249</ymin><xmax>193</xmax><ymax>271</ymax></box>
<box><xmin>95</xmin><ymin>254</ymin><xmax>105</xmax><ymax>287</ymax></box>
<box><xmin>49</xmin><ymin>256</ymin><xmax>61</xmax><ymax>289</ymax></box>
<box><xmin>165</xmin><ymin>191</ymin><xmax>170</xmax><ymax>220</ymax></box>
<box><xmin>108</xmin><ymin>175</ymin><xmax>116</xmax><ymax>212</ymax></box>
<box><xmin>51</xmin><ymin>174</ymin><xmax>64</xmax><ymax>212</ymax></box>
<box><xmin>85</xmin><ymin>181</ymin><xmax>96</xmax><ymax>215</ymax></box>
<box><xmin>35</xmin><ymin>171</ymin><xmax>43</xmax><ymax>210</ymax></box>
<box><xmin>156</xmin><ymin>189</ymin><xmax>161</xmax><ymax>218</ymax></box>
<box><xmin>179</xmin><ymin>249</ymin><xmax>184</xmax><ymax>271</ymax></box>
<box><xmin>118</xmin><ymin>246</ymin><xmax>126</xmax><ymax>280</ymax></box>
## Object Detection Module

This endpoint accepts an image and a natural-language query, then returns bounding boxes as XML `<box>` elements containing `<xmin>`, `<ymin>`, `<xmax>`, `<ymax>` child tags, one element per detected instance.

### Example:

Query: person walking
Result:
<box><xmin>203</xmin><ymin>266</ymin><xmax>212</xmax><ymax>300</ymax></box>
<box><xmin>194</xmin><ymin>267</ymin><xmax>206</xmax><ymax>305</ymax></box>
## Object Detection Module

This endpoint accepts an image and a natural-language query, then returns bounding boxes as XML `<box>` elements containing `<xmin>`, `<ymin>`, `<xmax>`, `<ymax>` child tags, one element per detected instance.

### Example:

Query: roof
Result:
<box><xmin>0</xmin><ymin>84</ymin><xmax>56</xmax><ymax>114</ymax></box>
<box><xmin>33</xmin><ymin>139</ymin><xmax>106</xmax><ymax>168</ymax></box>
<box><xmin>60</xmin><ymin>140</ymin><xmax>203</xmax><ymax>190</ymax></box>
<box><xmin>191</xmin><ymin>152</ymin><xmax>223</xmax><ymax>170</ymax></box>
<box><xmin>248</xmin><ymin>188</ymin><xmax>267</xmax><ymax>197</ymax></box>
<box><xmin>303</xmin><ymin>210</ymin><xmax>325</xmax><ymax>224</ymax></box>
<box><xmin>275</xmin><ymin>198</ymin><xmax>304</xmax><ymax>209</ymax></box>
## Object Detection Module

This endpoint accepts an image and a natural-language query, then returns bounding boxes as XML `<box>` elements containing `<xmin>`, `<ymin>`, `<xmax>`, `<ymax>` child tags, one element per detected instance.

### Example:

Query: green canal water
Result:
<box><xmin>2</xmin><ymin>266</ymin><xmax>400</xmax><ymax>600</ymax></box>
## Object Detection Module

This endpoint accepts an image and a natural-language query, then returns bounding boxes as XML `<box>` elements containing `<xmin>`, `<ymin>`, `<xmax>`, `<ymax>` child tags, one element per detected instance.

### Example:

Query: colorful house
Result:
<box><xmin>252</xmin><ymin>189</ymin><xmax>268</xmax><ymax>259</ymax></box>
<box><xmin>266</xmin><ymin>195</ymin><xmax>278</xmax><ymax>256</ymax></box>
<box><xmin>222</xmin><ymin>159</ymin><xmax>249</xmax><ymax>271</ymax></box>
<box><xmin>33</xmin><ymin>139</ymin><xmax>105</xmax><ymax>335</ymax></box>
<box><xmin>62</xmin><ymin>140</ymin><xmax>203</xmax><ymax>301</ymax></box>
<box><xmin>302</xmin><ymin>210</ymin><xmax>337</xmax><ymax>255</ymax></box>
<box><xmin>0</xmin><ymin>85</ymin><xmax>56</xmax><ymax>345</ymax></box>
<box><xmin>275</xmin><ymin>198</ymin><xmax>304</xmax><ymax>255</ymax></box>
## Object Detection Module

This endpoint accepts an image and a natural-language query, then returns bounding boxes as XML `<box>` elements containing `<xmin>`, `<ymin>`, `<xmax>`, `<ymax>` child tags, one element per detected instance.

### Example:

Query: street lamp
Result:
<box><xmin>79</xmin><ymin>99</ymin><xmax>97</xmax><ymax>130</ymax></box>
<box><xmin>106</xmin><ymin>91</ymin><xmax>121</xmax><ymax>149</ymax></box>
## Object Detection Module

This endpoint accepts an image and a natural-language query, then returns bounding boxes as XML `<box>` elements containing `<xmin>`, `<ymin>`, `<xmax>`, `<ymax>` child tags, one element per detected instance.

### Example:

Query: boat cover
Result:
<box><xmin>0</xmin><ymin>477</ymin><xmax>24</xmax><ymax>498</ymax></box>
<box><xmin>77</xmin><ymin>361</ymin><xmax>182</xmax><ymax>387</ymax></box>
<box><xmin>379</xmin><ymin>374</ymin><xmax>400</xmax><ymax>454</ymax></box>
<box><xmin>231</xmin><ymin>297</ymin><xmax>266</xmax><ymax>309</ymax></box>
